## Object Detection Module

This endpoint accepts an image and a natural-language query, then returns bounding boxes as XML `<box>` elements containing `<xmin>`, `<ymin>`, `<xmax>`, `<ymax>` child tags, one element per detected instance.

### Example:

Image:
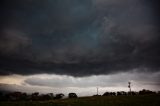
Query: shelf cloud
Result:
<box><xmin>0</xmin><ymin>0</ymin><xmax>160</xmax><ymax>76</ymax></box>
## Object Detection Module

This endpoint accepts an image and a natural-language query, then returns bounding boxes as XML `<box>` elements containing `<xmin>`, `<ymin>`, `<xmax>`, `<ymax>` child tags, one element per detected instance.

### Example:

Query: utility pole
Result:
<box><xmin>96</xmin><ymin>87</ymin><xmax>99</xmax><ymax>95</ymax></box>
<box><xmin>128</xmin><ymin>82</ymin><xmax>132</xmax><ymax>95</ymax></box>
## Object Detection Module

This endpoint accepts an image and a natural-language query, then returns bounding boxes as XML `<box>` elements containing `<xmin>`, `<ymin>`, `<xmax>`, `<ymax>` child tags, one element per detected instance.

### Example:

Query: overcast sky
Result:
<box><xmin>0</xmin><ymin>0</ymin><xmax>160</xmax><ymax>96</ymax></box>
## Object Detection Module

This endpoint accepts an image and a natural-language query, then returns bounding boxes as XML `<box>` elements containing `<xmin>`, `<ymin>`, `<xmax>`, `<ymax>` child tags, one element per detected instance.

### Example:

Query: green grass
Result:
<box><xmin>1</xmin><ymin>95</ymin><xmax>160</xmax><ymax>106</ymax></box>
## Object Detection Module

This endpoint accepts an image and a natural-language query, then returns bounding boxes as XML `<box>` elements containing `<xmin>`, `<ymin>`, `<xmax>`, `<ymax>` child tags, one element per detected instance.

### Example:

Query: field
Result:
<box><xmin>0</xmin><ymin>95</ymin><xmax>160</xmax><ymax>106</ymax></box>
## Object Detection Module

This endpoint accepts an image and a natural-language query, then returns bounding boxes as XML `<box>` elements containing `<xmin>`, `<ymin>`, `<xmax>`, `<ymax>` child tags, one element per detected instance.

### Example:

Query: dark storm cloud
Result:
<box><xmin>0</xmin><ymin>0</ymin><xmax>160</xmax><ymax>76</ymax></box>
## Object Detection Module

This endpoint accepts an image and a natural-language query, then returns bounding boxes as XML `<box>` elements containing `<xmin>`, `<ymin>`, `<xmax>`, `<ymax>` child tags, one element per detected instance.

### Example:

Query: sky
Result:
<box><xmin>0</xmin><ymin>0</ymin><xmax>160</xmax><ymax>96</ymax></box>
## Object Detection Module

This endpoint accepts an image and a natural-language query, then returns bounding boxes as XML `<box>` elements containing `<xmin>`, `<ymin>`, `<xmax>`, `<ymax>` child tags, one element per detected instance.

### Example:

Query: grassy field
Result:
<box><xmin>1</xmin><ymin>95</ymin><xmax>160</xmax><ymax>106</ymax></box>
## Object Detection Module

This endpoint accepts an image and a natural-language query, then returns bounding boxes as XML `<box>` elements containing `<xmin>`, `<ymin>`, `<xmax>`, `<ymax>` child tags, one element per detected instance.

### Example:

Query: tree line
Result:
<box><xmin>102</xmin><ymin>89</ymin><xmax>159</xmax><ymax>96</ymax></box>
<box><xmin>0</xmin><ymin>92</ymin><xmax>77</xmax><ymax>101</ymax></box>
<box><xmin>0</xmin><ymin>89</ymin><xmax>159</xmax><ymax>101</ymax></box>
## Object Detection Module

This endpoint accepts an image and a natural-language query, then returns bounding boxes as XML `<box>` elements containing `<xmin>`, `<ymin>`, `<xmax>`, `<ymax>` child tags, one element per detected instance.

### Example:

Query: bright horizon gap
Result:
<box><xmin>0</xmin><ymin>71</ymin><xmax>159</xmax><ymax>96</ymax></box>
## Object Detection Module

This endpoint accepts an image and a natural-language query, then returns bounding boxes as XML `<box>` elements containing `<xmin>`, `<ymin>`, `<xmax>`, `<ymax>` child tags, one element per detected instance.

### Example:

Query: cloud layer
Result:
<box><xmin>25</xmin><ymin>71</ymin><xmax>160</xmax><ymax>88</ymax></box>
<box><xmin>0</xmin><ymin>71</ymin><xmax>160</xmax><ymax>96</ymax></box>
<box><xmin>0</xmin><ymin>0</ymin><xmax>160</xmax><ymax>76</ymax></box>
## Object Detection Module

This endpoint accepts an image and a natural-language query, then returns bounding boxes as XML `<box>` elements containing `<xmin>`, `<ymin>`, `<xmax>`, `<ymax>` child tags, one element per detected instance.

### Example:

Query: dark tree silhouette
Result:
<box><xmin>102</xmin><ymin>92</ymin><xmax>116</xmax><ymax>96</ymax></box>
<box><xmin>68</xmin><ymin>93</ymin><xmax>78</xmax><ymax>98</ymax></box>
<box><xmin>0</xmin><ymin>89</ymin><xmax>159</xmax><ymax>101</ymax></box>
<box><xmin>117</xmin><ymin>91</ymin><xmax>127</xmax><ymax>96</ymax></box>
<box><xmin>54</xmin><ymin>93</ymin><xmax>64</xmax><ymax>99</ymax></box>
<box><xmin>31</xmin><ymin>92</ymin><xmax>39</xmax><ymax>101</ymax></box>
<box><xmin>103</xmin><ymin>92</ymin><xmax>110</xmax><ymax>96</ymax></box>
<box><xmin>139</xmin><ymin>89</ymin><xmax>156</xmax><ymax>95</ymax></box>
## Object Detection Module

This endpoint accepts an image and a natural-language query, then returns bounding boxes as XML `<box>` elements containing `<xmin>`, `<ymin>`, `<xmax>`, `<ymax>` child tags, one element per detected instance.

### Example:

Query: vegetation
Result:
<box><xmin>0</xmin><ymin>89</ymin><xmax>160</xmax><ymax>106</ymax></box>
<box><xmin>68</xmin><ymin>93</ymin><xmax>78</xmax><ymax>98</ymax></box>
<box><xmin>0</xmin><ymin>95</ymin><xmax>160</xmax><ymax>106</ymax></box>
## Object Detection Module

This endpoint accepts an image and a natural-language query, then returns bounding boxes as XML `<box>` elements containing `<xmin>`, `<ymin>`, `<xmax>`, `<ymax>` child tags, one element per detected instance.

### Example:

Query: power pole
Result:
<box><xmin>128</xmin><ymin>82</ymin><xmax>132</xmax><ymax>95</ymax></box>
<box><xmin>96</xmin><ymin>87</ymin><xmax>99</xmax><ymax>95</ymax></box>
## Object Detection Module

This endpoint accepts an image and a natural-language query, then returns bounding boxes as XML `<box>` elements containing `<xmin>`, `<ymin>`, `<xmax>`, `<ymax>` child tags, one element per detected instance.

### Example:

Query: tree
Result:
<box><xmin>31</xmin><ymin>92</ymin><xmax>39</xmax><ymax>101</ymax></box>
<box><xmin>54</xmin><ymin>93</ymin><xmax>64</xmax><ymax>99</ymax></box>
<box><xmin>68</xmin><ymin>93</ymin><xmax>78</xmax><ymax>98</ymax></box>
<box><xmin>139</xmin><ymin>89</ymin><xmax>156</xmax><ymax>95</ymax></box>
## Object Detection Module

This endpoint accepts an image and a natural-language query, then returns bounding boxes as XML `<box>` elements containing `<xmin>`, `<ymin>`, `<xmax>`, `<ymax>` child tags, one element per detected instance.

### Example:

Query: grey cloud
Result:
<box><xmin>0</xmin><ymin>0</ymin><xmax>160</xmax><ymax>76</ymax></box>
<box><xmin>0</xmin><ymin>71</ymin><xmax>160</xmax><ymax>96</ymax></box>
<box><xmin>0</xmin><ymin>29</ymin><xmax>31</xmax><ymax>55</ymax></box>
<box><xmin>0</xmin><ymin>83</ymin><xmax>61</xmax><ymax>94</ymax></box>
<box><xmin>24</xmin><ymin>71</ymin><xmax>160</xmax><ymax>89</ymax></box>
